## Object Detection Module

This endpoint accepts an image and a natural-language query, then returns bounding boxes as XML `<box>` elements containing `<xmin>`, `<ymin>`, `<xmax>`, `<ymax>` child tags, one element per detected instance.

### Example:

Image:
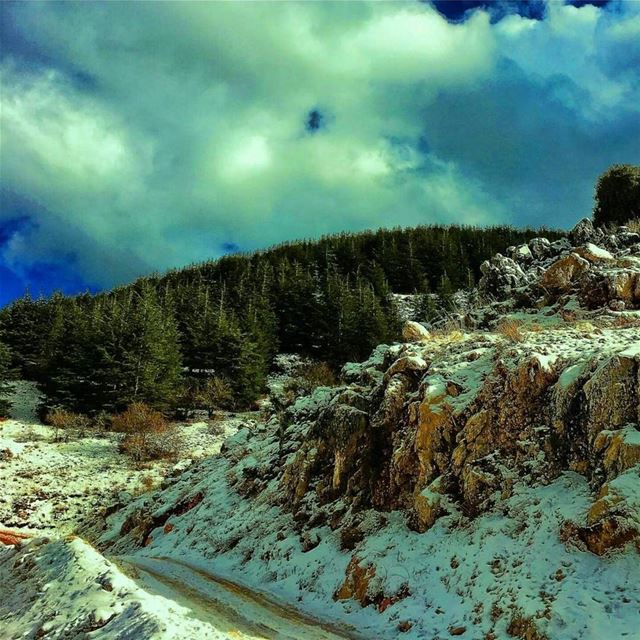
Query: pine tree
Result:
<box><xmin>0</xmin><ymin>340</ymin><xmax>12</xmax><ymax>416</ymax></box>
<box><xmin>121</xmin><ymin>284</ymin><xmax>182</xmax><ymax>409</ymax></box>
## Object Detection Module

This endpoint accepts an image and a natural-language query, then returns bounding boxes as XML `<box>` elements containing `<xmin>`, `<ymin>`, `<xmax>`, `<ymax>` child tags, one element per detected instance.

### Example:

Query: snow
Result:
<box><xmin>584</xmin><ymin>243</ymin><xmax>614</xmax><ymax>260</ymax></box>
<box><xmin>558</xmin><ymin>361</ymin><xmax>587</xmax><ymax>388</ymax></box>
<box><xmin>91</xmin><ymin>317</ymin><xmax>640</xmax><ymax>640</ymax></box>
<box><xmin>2</xmin><ymin>260</ymin><xmax>640</xmax><ymax>639</ymax></box>
<box><xmin>0</xmin><ymin>536</ymin><xmax>232</xmax><ymax>639</ymax></box>
<box><xmin>100</xmin><ymin>459</ymin><xmax>640</xmax><ymax>640</ymax></box>
<box><xmin>0</xmin><ymin>383</ymin><xmax>241</xmax><ymax>535</ymax></box>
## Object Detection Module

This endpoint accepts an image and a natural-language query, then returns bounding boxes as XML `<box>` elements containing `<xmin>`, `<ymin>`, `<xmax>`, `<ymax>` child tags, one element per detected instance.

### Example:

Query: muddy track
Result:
<box><xmin>119</xmin><ymin>555</ymin><xmax>364</xmax><ymax>640</ymax></box>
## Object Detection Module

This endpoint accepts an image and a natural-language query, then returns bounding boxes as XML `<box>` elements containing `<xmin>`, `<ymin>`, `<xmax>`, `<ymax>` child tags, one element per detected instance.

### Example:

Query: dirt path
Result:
<box><xmin>119</xmin><ymin>555</ymin><xmax>362</xmax><ymax>640</ymax></box>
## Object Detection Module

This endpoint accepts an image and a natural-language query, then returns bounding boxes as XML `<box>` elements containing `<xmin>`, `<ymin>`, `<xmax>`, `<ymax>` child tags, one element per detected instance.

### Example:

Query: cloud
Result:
<box><xmin>0</xmin><ymin>0</ymin><xmax>639</xmax><ymax>296</ymax></box>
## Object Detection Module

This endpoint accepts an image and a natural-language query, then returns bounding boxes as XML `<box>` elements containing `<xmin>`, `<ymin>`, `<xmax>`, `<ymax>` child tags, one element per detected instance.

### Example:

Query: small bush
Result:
<box><xmin>593</xmin><ymin>164</ymin><xmax>640</xmax><ymax>228</ymax></box>
<box><xmin>113</xmin><ymin>402</ymin><xmax>180</xmax><ymax>463</ymax></box>
<box><xmin>197</xmin><ymin>377</ymin><xmax>234</xmax><ymax>412</ymax></box>
<box><xmin>283</xmin><ymin>361</ymin><xmax>337</xmax><ymax>401</ymax></box>
<box><xmin>626</xmin><ymin>218</ymin><xmax>640</xmax><ymax>234</ymax></box>
<box><xmin>47</xmin><ymin>409</ymin><xmax>91</xmax><ymax>441</ymax></box>
<box><xmin>208</xmin><ymin>415</ymin><xmax>227</xmax><ymax>437</ymax></box>
<box><xmin>140</xmin><ymin>475</ymin><xmax>155</xmax><ymax>492</ymax></box>
<box><xmin>179</xmin><ymin>376</ymin><xmax>235</xmax><ymax>417</ymax></box>
<box><xmin>496</xmin><ymin>318</ymin><xmax>524</xmax><ymax>342</ymax></box>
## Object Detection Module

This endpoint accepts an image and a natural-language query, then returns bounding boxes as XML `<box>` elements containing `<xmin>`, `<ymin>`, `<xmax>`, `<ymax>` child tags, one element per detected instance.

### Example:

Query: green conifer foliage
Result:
<box><xmin>0</xmin><ymin>223</ymin><xmax>563</xmax><ymax>411</ymax></box>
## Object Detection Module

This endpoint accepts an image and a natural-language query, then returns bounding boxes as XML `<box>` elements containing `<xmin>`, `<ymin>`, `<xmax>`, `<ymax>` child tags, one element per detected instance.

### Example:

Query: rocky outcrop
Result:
<box><xmin>278</xmin><ymin>321</ymin><xmax>639</xmax><ymax>545</ymax></box>
<box><xmin>478</xmin><ymin>219</ymin><xmax>640</xmax><ymax>310</ymax></box>
<box><xmin>479</xmin><ymin>254</ymin><xmax>529</xmax><ymax>298</ymax></box>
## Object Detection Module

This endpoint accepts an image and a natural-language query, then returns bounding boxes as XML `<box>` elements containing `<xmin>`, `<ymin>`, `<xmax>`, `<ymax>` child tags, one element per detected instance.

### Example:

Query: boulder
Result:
<box><xmin>569</xmin><ymin>218</ymin><xmax>602</xmax><ymax>245</ymax></box>
<box><xmin>508</xmin><ymin>244</ymin><xmax>533</xmax><ymax>263</ymax></box>
<box><xmin>566</xmin><ymin>467</ymin><xmax>640</xmax><ymax>555</ymax></box>
<box><xmin>385</xmin><ymin>354</ymin><xmax>429</xmax><ymax>381</ymax></box>
<box><xmin>583</xmin><ymin>354</ymin><xmax>639</xmax><ymax>441</ymax></box>
<box><xmin>528</xmin><ymin>237</ymin><xmax>552</xmax><ymax>260</ymax></box>
<box><xmin>411</xmin><ymin>476</ymin><xmax>445</xmax><ymax>532</ymax></box>
<box><xmin>334</xmin><ymin>556</ymin><xmax>376</xmax><ymax>605</ymax></box>
<box><xmin>593</xmin><ymin>426</ymin><xmax>640</xmax><ymax>479</ymax></box>
<box><xmin>538</xmin><ymin>253</ymin><xmax>590</xmax><ymax>292</ymax></box>
<box><xmin>479</xmin><ymin>254</ymin><xmax>528</xmax><ymax>298</ymax></box>
<box><xmin>413</xmin><ymin>379</ymin><xmax>457</xmax><ymax>486</ymax></box>
<box><xmin>575</xmin><ymin>243</ymin><xmax>614</xmax><ymax>263</ymax></box>
<box><xmin>402</xmin><ymin>321</ymin><xmax>430</xmax><ymax>343</ymax></box>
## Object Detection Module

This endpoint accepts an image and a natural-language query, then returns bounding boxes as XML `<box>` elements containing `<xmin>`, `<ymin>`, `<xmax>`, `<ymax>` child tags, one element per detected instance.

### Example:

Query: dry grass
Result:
<box><xmin>626</xmin><ymin>218</ymin><xmax>640</xmax><ymax>233</ymax></box>
<box><xmin>612</xmin><ymin>314</ymin><xmax>640</xmax><ymax>328</ymax></box>
<box><xmin>495</xmin><ymin>318</ymin><xmax>524</xmax><ymax>342</ymax></box>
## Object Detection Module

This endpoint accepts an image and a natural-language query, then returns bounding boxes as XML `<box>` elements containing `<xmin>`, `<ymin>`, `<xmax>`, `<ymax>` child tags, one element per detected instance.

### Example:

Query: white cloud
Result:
<box><xmin>0</xmin><ymin>1</ymin><xmax>638</xmax><ymax>290</ymax></box>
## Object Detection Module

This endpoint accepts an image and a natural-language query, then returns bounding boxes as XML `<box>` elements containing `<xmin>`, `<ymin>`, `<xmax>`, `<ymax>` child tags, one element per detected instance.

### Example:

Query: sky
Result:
<box><xmin>1</xmin><ymin>0</ymin><xmax>639</xmax><ymax>306</ymax></box>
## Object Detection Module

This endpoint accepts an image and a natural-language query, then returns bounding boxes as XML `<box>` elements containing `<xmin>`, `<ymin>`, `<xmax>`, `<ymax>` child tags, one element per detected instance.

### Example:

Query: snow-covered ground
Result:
<box><xmin>0</xmin><ymin>381</ymin><xmax>242</xmax><ymax>535</ymax></box>
<box><xmin>95</xmin><ymin>318</ymin><xmax>640</xmax><ymax>640</ymax></box>
<box><xmin>0</xmin><ymin>535</ymin><xmax>358</xmax><ymax>640</ymax></box>
<box><xmin>98</xmin><ymin>442</ymin><xmax>640</xmax><ymax>640</ymax></box>
<box><xmin>0</xmin><ymin>382</ymin><xmax>362</xmax><ymax>639</ymax></box>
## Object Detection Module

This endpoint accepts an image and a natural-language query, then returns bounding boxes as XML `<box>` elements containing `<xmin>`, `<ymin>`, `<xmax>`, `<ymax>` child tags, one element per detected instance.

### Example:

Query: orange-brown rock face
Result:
<box><xmin>414</xmin><ymin>383</ymin><xmax>456</xmax><ymax>489</ymax></box>
<box><xmin>563</xmin><ymin>467</ymin><xmax>640</xmax><ymax>555</ymax></box>
<box><xmin>538</xmin><ymin>253</ymin><xmax>590</xmax><ymax>292</ymax></box>
<box><xmin>593</xmin><ymin>427</ymin><xmax>640</xmax><ymax>480</ymax></box>
<box><xmin>276</xmin><ymin>224</ymin><xmax>640</xmax><ymax>550</ymax></box>
<box><xmin>583</xmin><ymin>354</ymin><xmax>639</xmax><ymax>441</ymax></box>
<box><xmin>334</xmin><ymin>556</ymin><xmax>376</xmax><ymax>605</ymax></box>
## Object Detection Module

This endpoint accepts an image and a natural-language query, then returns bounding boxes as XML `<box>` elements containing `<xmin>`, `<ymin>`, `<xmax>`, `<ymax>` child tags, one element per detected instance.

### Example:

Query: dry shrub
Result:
<box><xmin>137</xmin><ymin>474</ymin><xmax>156</xmax><ymax>494</ymax></box>
<box><xmin>180</xmin><ymin>376</ymin><xmax>234</xmax><ymax>416</ymax></box>
<box><xmin>284</xmin><ymin>361</ymin><xmax>337</xmax><ymax>401</ymax></box>
<box><xmin>495</xmin><ymin>318</ymin><xmax>524</xmax><ymax>342</ymax></box>
<box><xmin>528</xmin><ymin>322</ymin><xmax>544</xmax><ymax>332</ymax></box>
<box><xmin>47</xmin><ymin>409</ymin><xmax>91</xmax><ymax>441</ymax></box>
<box><xmin>626</xmin><ymin>218</ymin><xmax>640</xmax><ymax>233</ymax></box>
<box><xmin>572</xmin><ymin>320</ymin><xmax>596</xmax><ymax>335</ymax></box>
<box><xmin>208</xmin><ymin>413</ymin><xmax>227</xmax><ymax>437</ymax></box>
<box><xmin>297</xmin><ymin>362</ymin><xmax>337</xmax><ymax>389</ymax></box>
<box><xmin>113</xmin><ymin>402</ymin><xmax>180</xmax><ymax>463</ymax></box>
<box><xmin>430</xmin><ymin>328</ymin><xmax>465</xmax><ymax>343</ymax></box>
<box><xmin>197</xmin><ymin>376</ymin><xmax>234</xmax><ymax>411</ymax></box>
<box><xmin>612</xmin><ymin>314</ymin><xmax>640</xmax><ymax>328</ymax></box>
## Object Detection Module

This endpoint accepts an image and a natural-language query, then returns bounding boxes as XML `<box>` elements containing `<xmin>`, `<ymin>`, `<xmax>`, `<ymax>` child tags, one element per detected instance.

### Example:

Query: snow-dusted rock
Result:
<box><xmin>575</xmin><ymin>243</ymin><xmax>614</xmax><ymax>262</ymax></box>
<box><xmin>538</xmin><ymin>253</ymin><xmax>590</xmax><ymax>292</ymax></box>
<box><xmin>401</xmin><ymin>320</ymin><xmax>430</xmax><ymax>342</ymax></box>
<box><xmin>569</xmin><ymin>217</ymin><xmax>602</xmax><ymax>245</ymax></box>
<box><xmin>479</xmin><ymin>253</ymin><xmax>528</xmax><ymax>298</ymax></box>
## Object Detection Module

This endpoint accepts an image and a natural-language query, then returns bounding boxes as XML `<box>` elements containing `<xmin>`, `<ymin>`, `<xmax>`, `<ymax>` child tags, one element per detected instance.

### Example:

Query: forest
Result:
<box><xmin>0</xmin><ymin>223</ymin><xmax>562</xmax><ymax>414</ymax></box>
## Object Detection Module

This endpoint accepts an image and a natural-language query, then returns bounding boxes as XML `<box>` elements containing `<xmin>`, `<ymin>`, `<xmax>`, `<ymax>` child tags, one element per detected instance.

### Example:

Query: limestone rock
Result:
<box><xmin>574</xmin><ymin>243</ymin><xmax>614</xmax><ymax>263</ymax></box>
<box><xmin>538</xmin><ymin>253</ymin><xmax>590</xmax><ymax>292</ymax></box>
<box><xmin>479</xmin><ymin>254</ymin><xmax>528</xmax><ymax>298</ymax></box>
<box><xmin>384</xmin><ymin>354</ymin><xmax>429</xmax><ymax>381</ymax></box>
<box><xmin>334</xmin><ymin>556</ymin><xmax>376</xmax><ymax>605</ymax></box>
<box><xmin>565</xmin><ymin>467</ymin><xmax>640</xmax><ymax>555</ymax></box>
<box><xmin>583</xmin><ymin>354</ymin><xmax>639</xmax><ymax>441</ymax></box>
<box><xmin>402</xmin><ymin>321</ymin><xmax>430</xmax><ymax>343</ymax></box>
<box><xmin>569</xmin><ymin>218</ymin><xmax>601</xmax><ymax>245</ymax></box>
<box><xmin>411</xmin><ymin>476</ymin><xmax>445</xmax><ymax>533</ymax></box>
<box><xmin>528</xmin><ymin>237</ymin><xmax>552</xmax><ymax>260</ymax></box>
<box><xmin>593</xmin><ymin>426</ymin><xmax>640</xmax><ymax>479</ymax></box>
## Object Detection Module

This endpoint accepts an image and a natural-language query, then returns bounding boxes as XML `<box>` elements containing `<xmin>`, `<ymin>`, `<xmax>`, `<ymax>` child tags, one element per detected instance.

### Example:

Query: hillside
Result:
<box><xmin>0</xmin><ymin>224</ymin><xmax>562</xmax><ymax>415</ymax></box>
<box><xmin>93</xmin><ymin>219</ymin><xmax>640</xmax><ymax>639</ymax></box>
<box><xmin>1</xmin><ymin>217</ymin><xmax>636</xmax><ymax>639</ymax></box>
